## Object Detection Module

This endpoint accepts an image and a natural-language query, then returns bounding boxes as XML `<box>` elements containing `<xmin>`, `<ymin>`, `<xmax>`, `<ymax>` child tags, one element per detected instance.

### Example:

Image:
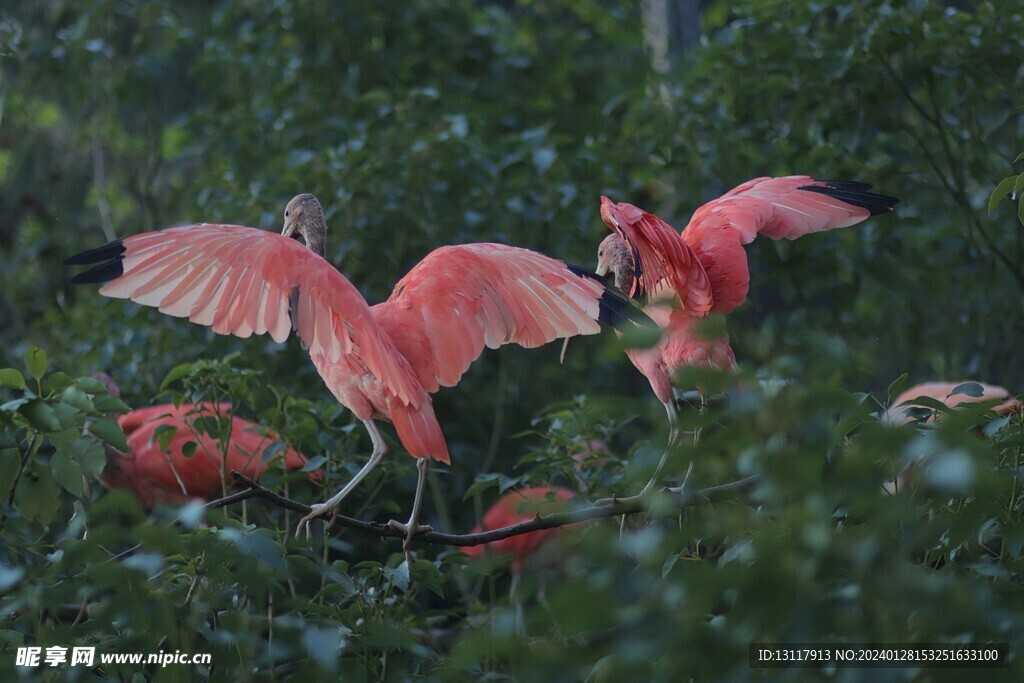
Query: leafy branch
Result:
<box><xmin>208</xmin><ymin>472</ymin><xmax>759</xmax><ymax>547</ymax></box>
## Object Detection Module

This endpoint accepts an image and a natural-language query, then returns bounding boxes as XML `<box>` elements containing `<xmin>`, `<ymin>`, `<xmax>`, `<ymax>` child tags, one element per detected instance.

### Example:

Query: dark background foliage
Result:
<box><xmin>0</xmin><ymin>0</ymin><xmax>1022</xmax><ymax>680</ymax></box>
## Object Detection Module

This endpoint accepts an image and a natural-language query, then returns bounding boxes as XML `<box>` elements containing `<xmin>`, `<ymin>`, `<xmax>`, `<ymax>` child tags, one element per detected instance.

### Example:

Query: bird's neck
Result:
<box><xmin>305</xmin><ymin>225</ymin><xmax>326</xmax><ymax>257</ymax></box>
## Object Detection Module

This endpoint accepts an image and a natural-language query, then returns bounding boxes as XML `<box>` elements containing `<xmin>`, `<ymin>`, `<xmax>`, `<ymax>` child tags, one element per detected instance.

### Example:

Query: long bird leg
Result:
<box><xmin>387</xmin><ymin>456</ymin><xmax>434</xmax><ymax>565</ymax></box>
<box><xmin>597</xmin><ymin>399</ymin><xmax>679</xmax><ymax>505</ymax></box>
<box><xmin>295</xmin><ymin>419</ymin><xmax>388</xmax><ymax>540</ymax></box>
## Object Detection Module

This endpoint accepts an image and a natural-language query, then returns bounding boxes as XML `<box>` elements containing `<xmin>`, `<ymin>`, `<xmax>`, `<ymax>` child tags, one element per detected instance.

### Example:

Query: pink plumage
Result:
<box><xmin>462</xmin><ymin>486</ymin><xmax>575</xmax><ymax>573</ymax></box>
<box><xmin>885</xmin><ymin>381</ymin><xmax>1021</xmax><ymax>425</ymax></box>
<box><xmin>67</xmin><ymin>194</ymin><xmax>637</xmax><ymax>540</ymax></box>
<box><xmin>101</xmin><ymin>402</ymin><xmax>317</xmax><ymax>505</ymax></box>
<box><xmin>596</xmin><ymin>177</ymin><xmax>897</xmax><ymax>497</ymax></box>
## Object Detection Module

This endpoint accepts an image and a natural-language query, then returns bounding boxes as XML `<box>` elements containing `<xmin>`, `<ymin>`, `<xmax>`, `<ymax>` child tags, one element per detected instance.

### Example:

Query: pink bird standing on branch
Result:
<box><xmin>596</xmin><ymin>177</ymin><xmax>899</xmax><ymax>498</ymax></box>
<box><xmin>65</xmin><ymin>194</ymin><xmax>649</xmax><ymax>554</ymax></box>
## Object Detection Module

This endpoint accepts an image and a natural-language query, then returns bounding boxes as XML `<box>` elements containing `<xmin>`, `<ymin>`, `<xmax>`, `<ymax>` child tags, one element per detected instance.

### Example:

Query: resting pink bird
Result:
<box><xmin>596</xmin><ymin>177</ymin><xmax>898</xmax><ymax>497</ymax></box>
<box><xmin>885</xmin><ymin>381</ymin><xmax>1021</xmax><ymax>425</ymax></box>
<box><xmin>65</xmin><ymin>193</ymin><xmax>646</xmax><ymax>551</ymax></box>
<box><xmin>462</xmin><ymin>486</ymin><xmax>575</xmax><ymax>573</ymax></box>
<box><xmin>101</xmin><ymin>402</ymin><xmax>317</xmax><ymax>505</ymax></box>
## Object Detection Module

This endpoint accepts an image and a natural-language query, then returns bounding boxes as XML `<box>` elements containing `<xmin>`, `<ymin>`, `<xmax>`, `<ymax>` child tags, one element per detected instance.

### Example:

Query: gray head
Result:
<box><xmin>596</xmin><ymin>233</ymin><xmax>635</xmax><ymax>292</ymax></box>
<box><xmin>281</xmin><ymin>193</ymin><xmax>327</xmax><ymax>256</ymax></box>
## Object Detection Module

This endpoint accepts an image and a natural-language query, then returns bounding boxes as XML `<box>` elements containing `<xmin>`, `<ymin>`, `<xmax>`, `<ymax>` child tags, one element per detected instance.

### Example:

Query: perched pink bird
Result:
<box><xmin>885</xmin><ymin>381</ymin><xmax>1021</xmax><ymax>425</ymax></box>
<box><xmin>101</xmin><ymin>402</ymin><xmax>316</xmax><ymax>505</ymax></box>
<box><xmin>597</xmin><ymin>177</ymin><xmax>898</xmax><ymax>496</ymax></box>
<box><xmin>66</xmin><ymin>194</ymin><xmax>645</xmax><ymax>550</ymax></box>
<box><xmin>462</xmin><ymin>486</ymin><xmax>575</xmax><ymax>573</ymax></box>
<box><xmin>883</xmin><ymin>381</ymin><xmax>1019</xmax><ymax>495</ymax></box>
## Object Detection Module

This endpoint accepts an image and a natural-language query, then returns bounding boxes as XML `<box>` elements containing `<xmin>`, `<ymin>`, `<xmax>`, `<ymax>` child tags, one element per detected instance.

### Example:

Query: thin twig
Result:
<box><xmin>206</xmin><ymin>472</ymin><xmax>758</xmax><ymax>548</ymax></box>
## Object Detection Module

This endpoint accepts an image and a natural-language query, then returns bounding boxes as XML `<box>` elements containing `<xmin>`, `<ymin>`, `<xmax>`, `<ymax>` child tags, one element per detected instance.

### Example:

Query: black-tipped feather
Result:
<box><xmin>63</xmin><ymin>240</ymin><xmax>125</xmax><ymax>266</ymax></box>
<box><xmin>798</xmin><ymin>181</ymin><xmax>899</xmax><ymax>216</ymax></box>
<box><xmin>68</xmin><ymin>260</ymin><xmax>125</xmax><ymax>285</ymax></box>
<box><xmin>566</xmin><ymin>263</ymin><xmax>655</xmax><ymax>330</ymax></box>
<box><xmin>65</xmin><ymin>240</ymin><xmax>126</xmax><ymax>284</ymax></box>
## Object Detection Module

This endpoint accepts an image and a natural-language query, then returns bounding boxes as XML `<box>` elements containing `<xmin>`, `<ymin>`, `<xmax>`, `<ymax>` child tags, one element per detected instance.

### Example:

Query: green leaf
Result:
<box><xmin>988</xmin><ymin>175</ymin><xmax>1017</xmax><ymax>213</ymax></box>
<box><xmin>20</xmin><ymin>400</ymin><xmax>61</xmax><ymax>432</ymax></box>
<box><xmin>160</xmin><ymin>362</ymin><xmax>196</xmax><ymax>391</ymax></box>
<box><xmin>23</xmin><ymin>346</ymin><xmax>46</xmax><ymax>381</ymax></box>
<box><xmin>50</xmin><ymin>452</ymin><xmax>84</xmax><ymax>496</ymax></box>
<box><xmin>0</xmin><ymin>398</ymin><xmax>30</xmax><ymax>413</ymax></box>
<box><xmin>154</xmin><ymin>424</ymin><xmax>178</xmax><ymax>451</ymax></box>
<box><xmin>47</xmin><ymin>372</ymin><xmax>73</xmax><ymax>393</ymax></box>
<box><xmin>0</xmin><ymin>448</ymin><xmax>22</xmax><ymax>499</ymax></box>
<box><xmin>181</xmin><ymin>441</ymin><xmax>197</xmax><ymax>458</ymax></box>
<box><xmin>301</xmin><ymin>454</ymin><xmax>328</xmax><ymax>472</ymax></box>
<box><xmin>1018</xmin><ymin>194</ymin><xmax>1024</xmax><ymax>227</ymax></box>
<box><xmin>463</xmin><ymin>473</ymin><xmax>500</xmax><ymax>499</ymax></box>
<box><xmin>1014</xmin><ymin>173</ymin><xmax>1024</xmax><ymax>200</ymax></box>
<box><xmin>950</xmin><ymin>382</ymin><xmax>985</xmax><ymax>398</ymax></box>
<box><xmin>410</xmin><ymin>559</ymin><xmax>444</xmax><ymax>598</ymax></box>
<box><xmin>1015</xmin><ymin>152</ymin><xmax>1024</xmax><ymax>164</ymax></box>
<box><xmin>385</xmin><ymin>560</ymin><xmax>410</xmax><ymax>593</ymax></box>
<box><xmin>60</xmin><ymin>385</ymin><xmax>95</xmax><ymax>413</ymax></box>
<box><xmin>886</xmin><ymin>372</ymin><xmax>908</xmax><ymax>404</ymax></box>
<box><xmin>261</xmin><ymin>441</ymin><xmax>286</xmax><ymax>463</ymax></box>
<box><xmin>71</xmin><ymin>437</ymin><xmax>107</xmax><ymax>479</ymax></box>
<box><xmin>15</xmin><ymin>465</ymin><xmax>59</xmax><ymax>524</ymax></box>
<box><xmin>0</xmin><ymin>369</ymin><xmax>26</xmax><ymax>391</ymax></box>
<box><xmin>73</xmin><ymin>376</ymin><xmax>110</xmax><ymax>395</ymax></box>
<box><xmin>88</xmin><ymin>417</ymin><xmax>129</xmax><ymax>452</ymax></box>
<box><xmin>92</xmin><ymin>395</ymin><xmax>131</xmax><ymax>414</ymax></box>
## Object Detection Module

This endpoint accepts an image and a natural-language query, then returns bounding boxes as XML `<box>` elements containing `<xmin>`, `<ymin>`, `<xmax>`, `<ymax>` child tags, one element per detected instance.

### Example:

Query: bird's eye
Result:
<box><xmin>285</xmin><ymin>210</ymin><xmax>290</xmax><ymax>217</ymax></box>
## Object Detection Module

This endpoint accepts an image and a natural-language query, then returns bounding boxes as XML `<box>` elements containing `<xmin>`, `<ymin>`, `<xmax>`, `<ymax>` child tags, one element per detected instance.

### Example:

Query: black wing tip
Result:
<box><xmin>566</xmin><ymin>263</ymin><xmax>655</xmax><ymax>330</ymax></box>
<box><xmin>799</xmin><ymin>180</ymin><xmax>900</xmax><ymax>216</ymax></box>
<box><xmin>65</xmin><ymin>240</ymin><xmax>126</xmax><ymax>284</ymax></box>
<box><xmin>64</xmin><ymin>240</ymin><xmax>126</xmax><ymax>266</ymax></box>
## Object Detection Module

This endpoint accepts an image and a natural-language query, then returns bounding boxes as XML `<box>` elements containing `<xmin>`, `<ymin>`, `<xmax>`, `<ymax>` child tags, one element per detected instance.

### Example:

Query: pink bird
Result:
<box><xmin>462</xmin><ymin>486</ymin><xmax>575</xmax><ymax>573</ymax></box>
<box><xmin>101</xmin><ymin>402</ymin><xmax>317</xmax><ymax>505</ymax></box>
<box><xmin>882</xmin><ymin>381</ymin><xmax>1019</xmax><ymax>495</ymax></box>
<box><xmin>66</xmin><ymin>193</ymin><xmax>645</xmax><ymax>551</ymax></box>
<box><xmin>885</xmin><ymin>381</ymin><xmax>1021</xmax><ymax>425</ymax></box>
<box><xmin>596</xmin><ymin>177</ymin><xmax>898</xmax><ymax>497</ymax></box>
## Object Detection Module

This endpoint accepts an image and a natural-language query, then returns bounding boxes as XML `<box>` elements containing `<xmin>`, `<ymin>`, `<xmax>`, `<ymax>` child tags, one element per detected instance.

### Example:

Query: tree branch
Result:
<box><xmin>206</xmin><ymin>472</ymin><xmax>758</xmax><ymax>548</ymax></box>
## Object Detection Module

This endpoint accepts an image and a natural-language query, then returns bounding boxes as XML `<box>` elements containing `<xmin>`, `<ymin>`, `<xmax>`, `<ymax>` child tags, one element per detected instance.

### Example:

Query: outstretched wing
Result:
<box><xmin>65</xmin><ymin>225</ymin><xmax>422</xmax><ymax>407</ymax></box>
<box><xmin>599</xmin><ymin>196</ymin><xmax>714</xmax><ymax>315</ymax></box>
<box><xmin>681</xmin><ymin>176</ymin><xmax>899</xmax><ymax>312</ymax></box>
<box><xmin>373</xmin><ymin>243</ymin><xmax>647</xmax><ymax>392</ymax></box>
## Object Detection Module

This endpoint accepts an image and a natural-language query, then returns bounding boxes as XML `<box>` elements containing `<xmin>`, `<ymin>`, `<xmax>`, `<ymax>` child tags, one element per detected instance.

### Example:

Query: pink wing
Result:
<box><xmin>373</xmin><ymin>243</ymin><xmax>638</xmax><ymax>392</ymax></box>
<box><xmin>681</xmin><ymin>176</ymin><xmax>898</xmax><ymax>312</ymax></box>
<box><xmin>599</xmin><ymin>196</ymin><xmax>714</xmax><ymax>315</ymax></box>
<box><xmin>66</xmin><ymin>225</ymin><xmax>422</xmax><ymax>407</ymax></box>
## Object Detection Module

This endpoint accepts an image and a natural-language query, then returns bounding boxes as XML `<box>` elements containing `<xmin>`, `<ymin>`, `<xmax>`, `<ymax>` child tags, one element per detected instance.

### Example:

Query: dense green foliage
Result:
<box><xmin>1</xmin><ymin>0</ymin><xmax>1023</xmax><ymax>680</ymax></box>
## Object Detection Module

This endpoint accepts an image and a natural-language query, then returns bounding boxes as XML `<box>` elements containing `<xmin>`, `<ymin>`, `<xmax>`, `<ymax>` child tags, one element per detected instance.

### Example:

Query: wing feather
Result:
<box><xmin>69</xmin><ymin>224</ymin><xmax>423</xmax><ymax>407</ymax></box>
<box><xmin>374</xmin><ymin>243</ymin><xmax>635</xmax><ymax>391</ymax></box>
<box><xmin>681</xmin><ymin>176</ymin><xmax>898</xmax><ymax>312</ymax></box>
<box><xmin>599</xmin><ymin>197</ymin><xmax>714</xmax><ymax>315</ymax></box>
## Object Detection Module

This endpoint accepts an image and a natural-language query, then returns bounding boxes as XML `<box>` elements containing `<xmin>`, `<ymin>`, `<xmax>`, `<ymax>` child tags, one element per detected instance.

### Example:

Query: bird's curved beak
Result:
<box><xmin>281</xmin><ymin>221</ymin><xmax>297</xmax><ymax>239</ymax></box>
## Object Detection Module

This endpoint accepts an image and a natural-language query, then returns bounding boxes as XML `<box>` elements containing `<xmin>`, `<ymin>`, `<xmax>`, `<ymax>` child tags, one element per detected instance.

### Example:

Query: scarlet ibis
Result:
<box><xmin>102</xmin><ymin>402</ymin><xmax>317</xmax><ymax>504</ymax></box>
<box><xmin>885</xmin><ymin>381</ymin><xmax>1021</xmax><ymax>425</ymax></box>
<box><xmin>462</xmin><ymin>486</ymin><xmax>575</xmax><ymax>573</ymax></box>
<box><xmin>66</xmin><ymin>194</ymin><xmax>646</xmax><ymax>551</ymax></box>
<box><xmin>596</xmin><ymin>177</ymin><xmax>898</xmax><ymax>496</ymax></box>
<box><xmin>882</xmin><ymin>381</ymin><xmax>1019</xmax><ymax>495</ymax></box>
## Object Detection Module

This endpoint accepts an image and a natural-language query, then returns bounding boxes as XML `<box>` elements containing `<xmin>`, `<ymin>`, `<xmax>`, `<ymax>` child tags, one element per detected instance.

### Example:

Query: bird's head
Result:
<box><xmin>282</xmin><ymin>193</ymin><xmax>327</xmax><ymax>257</ymax></box>
<box><xmin>596</xmin><ymin>233</ymin><xmax>634</xmax><ymax>292</ymax></box>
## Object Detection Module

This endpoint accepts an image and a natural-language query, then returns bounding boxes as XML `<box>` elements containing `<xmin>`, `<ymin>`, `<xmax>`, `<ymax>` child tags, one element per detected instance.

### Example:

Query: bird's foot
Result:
<box><xmin>295</xmin><ymin>502</ymin><xmax>338</xmax><ymax>540</ymax></box>
<box><xmin>387</xmin><ymin>519</ymin><xmax>434</xmax><ymax>565</ymax></box>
